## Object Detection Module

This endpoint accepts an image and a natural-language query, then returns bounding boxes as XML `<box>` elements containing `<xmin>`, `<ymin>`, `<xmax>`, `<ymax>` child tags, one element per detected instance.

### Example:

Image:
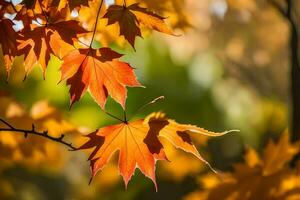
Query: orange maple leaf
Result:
<box><xmin>17</xmin><ymin>26</ymin><xmax>51</xmax><ymax>76</ymax></box>
<box><xmin>66</xmin><ymin>0</ymin><xmax>91</xmax><ymax>10</ymax></box>
<box><xmin>103</xmin><ymin>3</ymin><xmax>174</xmax><ymax>48</ymax></box>
<box><xmin>60</xmin><ymin>47</ymin><xmax>141</xmax><ymax>109</ymax></box>
<box><xmin>16</xmin><ymin>7</ymin><xmax>87</xmax><ymax>77</ymax></box>
<box><xmin>78</xmin><ymin>112</ymin><xmax>229</xmax><ymax>190</ymax></box>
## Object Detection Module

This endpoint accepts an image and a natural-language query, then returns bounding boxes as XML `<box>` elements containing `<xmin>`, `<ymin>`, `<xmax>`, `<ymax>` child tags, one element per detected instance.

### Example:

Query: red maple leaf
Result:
<box><xmin>60</xmin><ymin>47</ymin><xmax>142</xmax><ymax>109</ymax></box>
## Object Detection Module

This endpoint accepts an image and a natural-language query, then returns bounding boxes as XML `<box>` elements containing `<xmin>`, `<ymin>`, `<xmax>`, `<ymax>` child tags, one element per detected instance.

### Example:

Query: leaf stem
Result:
<box><xmin>124</xmin><ymin>110</ymin><xmax>127</xmax><ymax>123</ymax></box>
<box><xmin>102</xmin><ymin>110</ymin><xmax>125</xmax><ymax>122</ymax></box>
<box><xmin>129</xmin><ymin>96</ymin><xmax>165</xmax><ymax>120</ymax></box>
<box><xmin>0</xmin><ymin>119</ymin><xmax>77</xmax><ymax>151</ymax></box>
<box><xmin>89</xmin><ymin>0</ymin><xmax>104</xmax><ymax>48</ymax></box>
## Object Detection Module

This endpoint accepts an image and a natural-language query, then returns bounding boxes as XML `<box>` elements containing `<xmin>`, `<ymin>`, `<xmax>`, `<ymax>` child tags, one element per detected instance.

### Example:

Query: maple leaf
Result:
<box><xmin>0</xmin><ymin>2</ymin><xmax>18</xmax><ymax>77</ymax></box>
<box><xmin>103</xmin><ymin>3</ymin><xmax>174</xmax><ymax>48</ymax></box>
<box><xmin>0</xmin><ymin>19</ymin><xmax>18</xmax><ymax>77</ymax></box>
<box><xmin>185</xmin><ymin>132</ymin><xmax>300</xmax><ymax>200</ymax></box>
<box><xmin>0</xmin><ymin>1</ymin><xmax>15</xmax><ymax>16</ymax></box>
<box><xmin>78</xmin><ymin>112</ymin><xmax>229</xmax><ymax>189</ymax></box>
<box><xmin>21</xmin><ymin>0</ymin><xmax>36</xmax><ymax>9</ymax></box>
<box><xmin>60</xmin><ymin>47</ymin><xmax>141</xmax><ymax>109</ymax></box>
<box><xmin>0</xmin><ymin>94</ymin><xmax>82</xmax><ymax>168</ymax></box>
<box><xmin>17</xmin><ymin>7</ymin><xmax>87</xmax><ymax>77</ymax></box>
<box><xmin>67</xmin><ymin>0</ymin><xmax>91</xmax><ymax>10</ymax></box>
<box><xmin>17</xmin><ymin>26</ymin><xmax>51</xmax><ymax>76</ymax></box>
<box><xmin>262</xmin><ymin>131</ymin><xmax>299</xmax><ymax>176</ymax></box>
<box><xmin>32</xmin><ymin>0</ymin><xmax>91</xmax><ymax>11</ymax></box>
<box><xmin>15</xmin><ymin>6</ymin><xmax>36</xmax><ymax>29</ymax></box>
<box><xmin>21</xmin><ymin>0</ymin><xmax>65</xmax><ymax>10</ymax></box>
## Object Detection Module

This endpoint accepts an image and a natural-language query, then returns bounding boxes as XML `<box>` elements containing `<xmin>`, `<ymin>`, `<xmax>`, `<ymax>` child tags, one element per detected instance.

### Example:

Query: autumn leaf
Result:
<box><xmin>17</xmin><ymin>26</ymin><xmax>51</xmax><ymax>76</ymax></box>
<box><xmin>15</xmin><ymin>6</ymin><xmax>36</xmax><ymax>30</ymax></box>
<box><xmin>115</xmin><ymin>0</ymin><xmax>191</xmax><ymax>29</ymax></box>
<box><xmin>0</xmin><ymin>2</ymin><xmax>18</xmax><ymax>77</ymax></box>
<box><xmin>30</xmin><ymin>0</ymin><xmax>91</xmax><ymax>11</ymax></box>
<box><xmin>78</xmin><ymin>112</ymin><xmax>229</xmax><ymax>189</ymax></box>
<box><xmin>185</xmin><ymin>131</ymin><xmax>300</xmax><ymax>200</ymax></box>
<box><xmin>60</xmin><ymin>47</ymin><xmax>141</xmax><ymax>109</ymax></box>
<box><xmin>0</xmin><ymin>19</ymin><xmax>17</xmax><ymax>77</ymax></box>
<box><xmin>21</xmin><ymin>0</ymin><xmax>67</xmax><ymax>11</ymax></box>
<box><xmin>21</xmin><ymin>0</ymin><xmax>36</xmax><ymax>9</ymax></box>
<box><xmin>262</xmin><ymin>132</ymin><xmax>299</xmax><ymax>176</ymax></box>
<box><xmin>103</xmin><ymin>3</ymin><xmax>174</xmax><ymax>48</ymax></box>
<box><xmin>0</xmin><ymin>1</ymin><xmax>15</xmax><ymax>15</ymax></box>
<box><xmin>67</xmin><ymin>0</ymin><xmax>91</xmax><ymax>10</ymax></box>
<box><xmin>0</xmin><ymin>94</ymin><xmax>82</xmax><ymax>168</ymax></box>
<box><xmin>17</xmin><ymin>7</ymin><xmax>87</xmax><ymax>77</ymax></box>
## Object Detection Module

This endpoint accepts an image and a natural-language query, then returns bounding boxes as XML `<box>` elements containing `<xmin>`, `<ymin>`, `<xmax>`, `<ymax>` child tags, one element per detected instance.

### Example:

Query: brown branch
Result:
<box><xmin>269</xmin><ymin>0</ymin><xmax>300</xmax><ymax>142</ymax></box>
<box><xmin>11</xmin><ymin>3</ymin><xmax>18</xmax><ymax>13</ymax></box>
<box><xmin>285</xmin><ymin>0</ymin><xmax>300</xmax><ymax>142</ymax></box>
<box><xmin>0</xmin><ymin>119</ymin><xmax>77</xmax><ymax>151</ymax></box>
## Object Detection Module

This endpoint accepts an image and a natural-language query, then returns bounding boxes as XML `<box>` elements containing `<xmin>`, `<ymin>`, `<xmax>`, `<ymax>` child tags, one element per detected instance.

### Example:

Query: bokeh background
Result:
<box><xmin>1</xmin><ymin>0</ymin><xmax>300</xmax><ymax>199</ymax></box>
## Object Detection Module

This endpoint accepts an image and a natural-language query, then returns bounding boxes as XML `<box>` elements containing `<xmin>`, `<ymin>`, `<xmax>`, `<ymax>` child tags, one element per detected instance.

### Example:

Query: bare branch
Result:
<box><xmin>0</xmin><ymin>118</ymin><xmax>77</xmax><ymax>151</ymax></box>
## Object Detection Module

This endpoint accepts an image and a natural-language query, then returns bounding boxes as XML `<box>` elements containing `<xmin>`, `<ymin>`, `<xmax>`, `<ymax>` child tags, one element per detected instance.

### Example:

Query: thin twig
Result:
<box><xmin>11</xmin><ymin>3</ymin><xmax>18</xmax><ymax>13</ymax></box>
<box><xmin>0</xmin><ymin>118</ymin><xmax>77</xmax><ymax>150</ymax></box>
<box><xmin>89</xmin><ymin>0</ymin><xmax>104</xmax><ymax>48</ymax></box>
<box><xmin>0</xmin><ymin>119</ymin><xmax>14</xmax><ymax>129</ymax></box>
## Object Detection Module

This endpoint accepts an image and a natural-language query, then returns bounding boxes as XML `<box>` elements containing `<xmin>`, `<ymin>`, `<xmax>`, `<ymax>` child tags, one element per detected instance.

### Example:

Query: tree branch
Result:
<box><xmin>0</xmin><ymin>119</ymin><xmax>77</xmax><ymax>151</ymax></box>
<box><xmin>285</xmin><ymin>0</ymin><xmax>300</xmax><ymax>142</ymax></box>
<box><xmin>269</xmin><ymin>0</ymin><xmax>300</xmax><ymax>142</ymax></box>
<box><xmin>267</xmin><ymin>0</ymin><xmax>300</xmax><ymax>166</ymax></box>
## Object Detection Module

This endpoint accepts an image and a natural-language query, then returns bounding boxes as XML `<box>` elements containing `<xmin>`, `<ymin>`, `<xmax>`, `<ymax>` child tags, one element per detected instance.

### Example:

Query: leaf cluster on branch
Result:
<box><xmin>0</xmin><ymin>0</ymin><xmax>232</xmax><ymax>189</ymax></box>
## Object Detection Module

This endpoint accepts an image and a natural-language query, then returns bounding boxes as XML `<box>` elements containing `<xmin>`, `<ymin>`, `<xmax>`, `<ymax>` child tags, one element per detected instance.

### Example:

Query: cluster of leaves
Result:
<box><xmin>185</xmin><ymin>132</ymin><xmax>300</xmax><ymax>200</ymax></box>
<box><xmin>0</xmin><ymin>0</ymin><xmax>176</xmax><ymax>108</ymax></box>
<box><xmin>0</xmin><ymin>0</ymin><xmax>231</xmax><ymax>189</ymax></box>
<box><xmin>0</xmin><ymin>93</ymin><xmax>82</xmax><ymax>167</ymax></box>
<box><xmin>0</xmin><ymin>92</ymin><xmax>86</xmax><ymax>198</ymax></box>
<box><xmin>0</xmin><ymin>92</ymin><xmax>216</xmax><ymax>198</ymax></box>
